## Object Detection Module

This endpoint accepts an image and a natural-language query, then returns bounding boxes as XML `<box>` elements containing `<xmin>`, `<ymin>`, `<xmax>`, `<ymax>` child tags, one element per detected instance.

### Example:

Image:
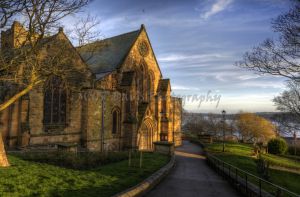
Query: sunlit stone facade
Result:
<box><xmin>0</xmin><ymin>22</ymin><xmax>182</xmax><ymax>151</ymax></box>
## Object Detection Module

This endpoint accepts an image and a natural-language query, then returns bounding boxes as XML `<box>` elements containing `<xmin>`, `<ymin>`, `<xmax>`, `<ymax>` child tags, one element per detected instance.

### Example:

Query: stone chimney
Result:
<box><xmin>1</xmin><ymin>21</ymin><xmax>28</xmax><ymax>49</ymax></box>
<box><xmin>58</xmin><ymin>27</ymin><xmax>64</xmax><ymax>33</ymax></box>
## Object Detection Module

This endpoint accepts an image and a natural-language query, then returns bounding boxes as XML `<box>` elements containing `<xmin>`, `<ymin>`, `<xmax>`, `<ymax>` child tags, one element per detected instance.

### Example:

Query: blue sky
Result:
<box><xmin>68</xmin><ymin>0</ymin><xmax>291</xmax><ymax>113</ymax></box>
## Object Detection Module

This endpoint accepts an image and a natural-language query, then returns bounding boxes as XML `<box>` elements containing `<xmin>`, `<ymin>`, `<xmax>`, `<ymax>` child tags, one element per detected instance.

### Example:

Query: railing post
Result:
<box><xmin>207</xmin><ymin>155</ymin><xmax>298</xmax><ymax>197</ymax></box>
<box><xmin>246</xmin><ymin>174</ymin><xmax>248</xmax><ymax>194</ymax></box>
<box><xmin>223</xmin><ymin>162</ymin><xmax>225</xmax><ymax>177</ymax></box>
<box><xmin>259</xmin><ymin>179</ymin><xmax>262</xmax><ymax>197</ymax></box>
<box><xmin>276</xmin><ymin>188</ymin><xmax>282</xmax><ymax>197</ymax></box>
<box><xmin>235</xmin><ymin>168</ymin><xmax>238</xmax><ymax>186</ymax></box>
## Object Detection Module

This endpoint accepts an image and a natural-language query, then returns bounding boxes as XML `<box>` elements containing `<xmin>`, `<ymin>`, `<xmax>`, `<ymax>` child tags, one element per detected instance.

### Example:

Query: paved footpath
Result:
<box><xmin>146</xmin><ymin>140</ymin><xmax>241</xmax><ymax>197</ymax></box>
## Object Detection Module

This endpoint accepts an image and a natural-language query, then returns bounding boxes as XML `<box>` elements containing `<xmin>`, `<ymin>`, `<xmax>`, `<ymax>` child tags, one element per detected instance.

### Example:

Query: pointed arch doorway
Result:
<box><xmin>139</xmin><ymin>119</ymin><xmax>155</xmax><ymax>151</ymax></box>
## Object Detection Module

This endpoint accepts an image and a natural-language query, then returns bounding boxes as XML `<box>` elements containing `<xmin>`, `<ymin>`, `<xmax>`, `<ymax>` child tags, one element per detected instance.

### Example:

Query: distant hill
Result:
<box><xmin>183</xmin><ymin>112</ymin><xmax>293</xmax><ymax>123</ymax></box>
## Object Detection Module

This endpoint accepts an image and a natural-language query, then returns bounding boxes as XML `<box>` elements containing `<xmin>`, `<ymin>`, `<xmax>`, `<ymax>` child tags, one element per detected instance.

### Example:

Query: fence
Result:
<box><xmin>206</xmin><ymin>153</ymin><xmax>299</xmax><ymax>197</ymax></box>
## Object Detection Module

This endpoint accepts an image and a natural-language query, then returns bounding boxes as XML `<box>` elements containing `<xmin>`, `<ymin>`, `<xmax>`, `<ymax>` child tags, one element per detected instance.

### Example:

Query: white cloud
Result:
<box><xmin>172</xmin><ymin>85</ymin><xmax>200</xmax><ymax>91</ymax></box>
<box><xmin>202</xmin><ymin>0</ymin><xmax>233</xmax><ymax>19</ymax></box>
<box><xmin>237</xmin><ymin>75</ymin><xmax>260</xmax><ymax>81</ymax></box>
<box><xmin>157</xmin><ymin>53</ymin><xmax>230</xmax><ymax>63</ymax></box>
<box><xmin>238</xmin><ymin>81</ymin><xmax>285</xmax><ymax>89</ymax></box>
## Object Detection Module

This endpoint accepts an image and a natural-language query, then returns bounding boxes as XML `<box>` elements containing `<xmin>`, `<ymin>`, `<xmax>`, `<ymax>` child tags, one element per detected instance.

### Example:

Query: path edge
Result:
<box><xmin>113</xmin><ymin>154</ymin><xmax>175</xmax><ymax>197</ymax></box>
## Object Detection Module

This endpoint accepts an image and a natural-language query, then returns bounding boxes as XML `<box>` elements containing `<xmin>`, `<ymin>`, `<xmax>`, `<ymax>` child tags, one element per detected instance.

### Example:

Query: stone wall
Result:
<box><xmin>96</xmin><ymin>72</ymin><xmax>118</xmax><ymax>91</ymax></box>
<box><xmin>0</xmin><ymin>25</ymin><xmax>183</xmax><ymax>152</ymax></box>
<box><xmin>1</xmin><ymin>21</ymin><xmax>28</xmax><ymax>49</ymax></box>
<box><xmin>28</xmin><ymin>86</ymin><xmax>44</xmax><ymax>136</ymax></box>
<box><xmin>0</xmin><ymin>100</ymin><xmax>22</xmax><ymax>147</ymax></box>
<box><xmin>0</xmin><ymin>105</ymin><xmax>10</xmax><ymax>146</ymax></box>
<box><xmin>30</xmin><ymin>132</ymin><xmax>81</xmax><ymax>145</ymax></box>
<box><xmin>28</xmin><ymin>85</ymin><xmax>84</xmax><ymax>146</ymax></box>
<box><xmin>82</xmin><ymin>89</ymin><xmax>123</xmax><ymax>151</ymax></box>
<box><xmin>172</xmin><ymin>97</ymin><xmax>182</xmax><ymax>146</ymax></box>
<box><xmin>1</xmin><ymin>95</ymin><xmax>31</xmax><ymax>148</ymax></box>
<box><xmin>120</xmin><ymin>29</ymin><xmax>162</xmax><ymax>95</ymax></box>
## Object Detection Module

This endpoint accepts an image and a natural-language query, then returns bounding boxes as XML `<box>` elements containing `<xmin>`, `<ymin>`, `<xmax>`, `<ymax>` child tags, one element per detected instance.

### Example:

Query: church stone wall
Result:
<box><xmin>96</xmin><ymin>72</ymin><xmax>118</xmax><ymax>91</ymax></box>
<box><xmin>115</xmin><ymin>29</ymin><xmax>165</xmax><ymax>149</ymax></box>
<box><xmin>0</xmin><ymin>101</ymin><xmax>21</xmax><ymax>147</ymax></box>
<box><xmin>173</xmin><ymin>97</ymin><xmax>182</xmax><ymax>146</ymax></box>
<box><xmin>83</xmin><ymin>89</ymin><xmax>123</xmax><ymax>151</ymax></box>
<box><xmin>0</xmin><ymin>107</ymin><xmax>10</xmax><ymax>146</ymax></box>
<box><xmin>28</xmin><ymin>86</ymin><xmax>44</xmax><ymax>136</ymax></box>
<box><xmin>1</xmin><ymin>21</ymin><xmax>28</xmax><ymax>49</ymax></box>
<box><xmin>0</xmin><ymin>23</ymin><xmax>183</xmax><ymax>150</ymax></box>
<box><xmin>120</xmin><ymin>30</ymin><xmax>162</xmax><ymax>96</ymax></box>
<box><xmin>28</xmin><ymin>85</ymin><xmax>83</xmax><ymax>146</ymax></box>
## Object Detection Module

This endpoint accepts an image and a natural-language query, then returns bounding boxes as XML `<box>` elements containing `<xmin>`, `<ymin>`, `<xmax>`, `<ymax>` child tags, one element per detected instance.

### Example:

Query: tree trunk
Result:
<box><xmin>0</xmin><ymin>80</ymin><xmax>42</xmax><ymax>167</ymax></box>
<box><xmin>0</xmin><ymin>82</ymin><xmax>40</xmax><ymax>111</ymax></box>
<box><xmin>0</xmin><ymin>135</ymin><xmax>9</xmax><ymax>167</ymax></box>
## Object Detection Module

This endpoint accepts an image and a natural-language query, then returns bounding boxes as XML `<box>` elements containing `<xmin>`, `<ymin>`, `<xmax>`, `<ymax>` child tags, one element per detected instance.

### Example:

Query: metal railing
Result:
<box><xmin>206</xmin><ymin>153</ymin><xmax>299</xmax><ymax>197</ymax></box>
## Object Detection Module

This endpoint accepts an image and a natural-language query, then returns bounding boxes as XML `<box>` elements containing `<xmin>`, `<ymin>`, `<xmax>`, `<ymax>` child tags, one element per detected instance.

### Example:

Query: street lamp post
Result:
<box><xmin>222</xmin><ymin>110</ymin><xmax>226</xmax><ymax>152</ymax></box>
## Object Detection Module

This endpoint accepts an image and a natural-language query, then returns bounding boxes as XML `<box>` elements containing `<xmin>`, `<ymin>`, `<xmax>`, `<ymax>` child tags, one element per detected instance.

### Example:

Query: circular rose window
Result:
<box><xmin>138</xmin><ymin>40</ymin><xmax>149</xmax><ymax>57</ymax></box>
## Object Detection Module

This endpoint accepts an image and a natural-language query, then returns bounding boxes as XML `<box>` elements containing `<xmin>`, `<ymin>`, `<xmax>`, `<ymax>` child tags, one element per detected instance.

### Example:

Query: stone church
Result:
<box><xmin>0</xmin><ymin>21</ymin><xmax>182</xmax><ymax>152</ymax></box>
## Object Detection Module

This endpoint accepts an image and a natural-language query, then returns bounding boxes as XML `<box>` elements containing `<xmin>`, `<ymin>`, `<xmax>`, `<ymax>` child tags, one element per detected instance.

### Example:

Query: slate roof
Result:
<box><xmin>77</xmin><ymin>30</ymin><xmax>140</xmax><ymax>74</ymax></box>
<box><xmin>158</xmin><ymin>79</ymin><xmax>171</xmax><ymax>92</ymax></box>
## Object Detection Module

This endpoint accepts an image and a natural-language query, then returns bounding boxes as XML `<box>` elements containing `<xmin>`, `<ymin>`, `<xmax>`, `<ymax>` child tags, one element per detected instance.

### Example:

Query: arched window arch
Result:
<box><xmin>112</xmin><ymin>107</ymin><xmax>120</xmax><ymax>134</ymax></box>
<box><xmin>43</xmin><ymin>76</ymin><xmax>66</xmax><ymax>126</ymax></box>
<box><xmin>147</xmin><ymin>70</ymin><xmax>154</xmax><ymax>102</ymax></box>
<box><xmin>125</xmin><ymin>93</ymin><xmax>131</xmax><ymax>114</ymax></box>
<box><xmin>139</xmin><ymin>64</ymin><xmax>145</xmax><ymax>98</ymax></box>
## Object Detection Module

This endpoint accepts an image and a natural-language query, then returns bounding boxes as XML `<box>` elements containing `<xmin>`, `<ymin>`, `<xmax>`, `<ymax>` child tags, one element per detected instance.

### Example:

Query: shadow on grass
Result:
<box><xmin>9</xmin><ymin>151</ymin><xmax>130</xmax><ymax>170</ymax></box>
<box><xmin>1</xmin><ymin>153</ymin><xmax>169</xmax><ymax>197</ymax></box>
<box><xmin>49</xmin><ymin>155</ymin><xmax>168</xmax><ymax>197</ymax></box>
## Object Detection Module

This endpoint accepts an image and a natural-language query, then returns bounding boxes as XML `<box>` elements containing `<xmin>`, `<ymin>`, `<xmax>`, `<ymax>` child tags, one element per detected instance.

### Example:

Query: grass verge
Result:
<box><xmin>205</xmin><ymin>142</ymin><xmax>300</xmax><ymax>195</ymax></box>
<box><xmin>0</xmin><ymin>152</ymin><xmax>169</xmax><ymax>197</ymax></box>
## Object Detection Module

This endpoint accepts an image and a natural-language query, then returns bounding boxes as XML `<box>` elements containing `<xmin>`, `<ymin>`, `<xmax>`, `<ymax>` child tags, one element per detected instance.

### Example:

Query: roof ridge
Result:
<box><xmin>102</xmin><ymin>29</ymin><xmax>140</xmax><ymax>41</ymax></box>
<box><xmin>77</xmin><ymin>27</ymin><xmax>142</xmax><ymax>74</ymax></box>
<box><xmin>76</xmin><ymin>29</ymin><xmax>139</xmax><ymax>49</ymax></box>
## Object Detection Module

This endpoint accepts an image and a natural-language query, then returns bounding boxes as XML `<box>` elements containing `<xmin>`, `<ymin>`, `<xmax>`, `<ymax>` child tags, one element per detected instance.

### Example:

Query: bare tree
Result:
<box><xmin>227</xmin><ymin>117</ymin><xmax>239</xmax><ymax>141</ymax></box>
<box><xmin>0</xmin><ymin>1</ymin><xmax>25</xmax><ymax>28</ymax></box>
<box><xmin>273</xmin><ymin>81</ymin><xmax>300</xmax><ymax>154</ymax></box>
<box><xmin>273</xmin><ymin>113</ymin><xmax>299</xmax><ymax>154</ymax></box>
<box><xmin>0</xmin><ymin>0</ymin><xmax>90</xmax><ymax>167</ymax></box>
<box><xmin>69</xmin><ymin>13</ymin><xmax>102</xmax><ymax>46</ymax></box>
<box><xmin>236</xmin><ymin>1</ymin><xmax>300</xmax><ymax>154</ymax></box>
<box><xmin>236</xmin><ymin>2</ymin><xmax>300</xmax><ymax>81</ymax></box>
<box><xmin>0</xmin><ymin>0</ymin><xmax>90</xmax><ymax>111</ymax></box>
<box><xmin>206</xmin><ymin>113</ymin><xmax>220</xmax><ymax>137</ymax></box>
<box><xmin>274</xmin><ymin>81</ymin><xmax>300</xmax><ymax>117</ymax></box>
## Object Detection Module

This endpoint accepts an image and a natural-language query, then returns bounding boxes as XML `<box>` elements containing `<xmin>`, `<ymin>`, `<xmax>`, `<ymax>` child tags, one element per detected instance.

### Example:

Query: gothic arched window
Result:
<box><xmin>112</xmin><ymin>108</ymin><xmax>120</xmax><ymax>134</ymax></box>
<box><xmin>147</xmin><ymin>71</ymin><xmax>154</xmax><ymax>102</ymax></box>
<box><xmin>139</xmin><ymin>64</ymin><xmax>144</xmax><ymax>99</ymax></box>
<box><xmin>43</xmin><ymin>76</ymin><xmax>66</xmax><ymax>126</ymax></box>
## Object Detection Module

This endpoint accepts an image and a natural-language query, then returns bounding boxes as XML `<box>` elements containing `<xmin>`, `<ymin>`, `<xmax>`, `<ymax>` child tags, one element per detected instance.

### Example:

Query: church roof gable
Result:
<box><xmin>77</xmin><ymin>30</ymin><xmax>140</xmax><ymax>74</ymax></box>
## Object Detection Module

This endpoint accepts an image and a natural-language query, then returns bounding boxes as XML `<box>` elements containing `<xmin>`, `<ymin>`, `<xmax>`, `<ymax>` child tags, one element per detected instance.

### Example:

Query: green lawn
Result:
<box><xmin>205</xmin><ymin>142</ymin><xmax>300</xmax><ymax>195</ymax></box>
<box><xmin>0</xmin><ymin>153</ymin><xmax>169</xmax><ymax>197</ymax></box>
